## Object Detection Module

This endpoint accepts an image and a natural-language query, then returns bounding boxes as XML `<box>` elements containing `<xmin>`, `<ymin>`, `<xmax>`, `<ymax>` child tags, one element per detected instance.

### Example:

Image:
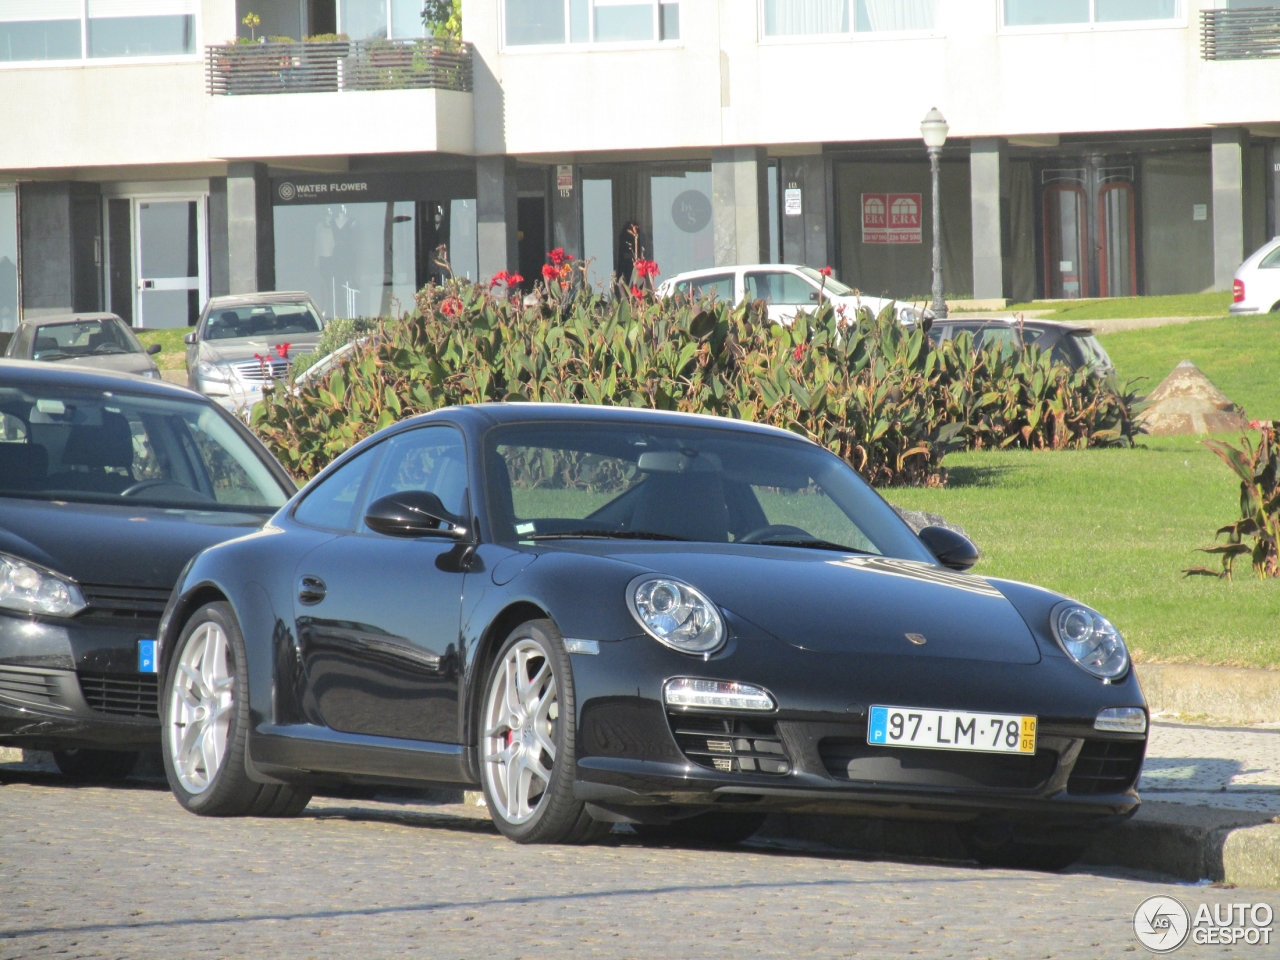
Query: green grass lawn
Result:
<box><xmin>880</xmin><ymin>436</ymin><xmax>1280</xmax><ymax>669</ymax></box>
<box><xmin>1006</xmin><ymin>292</ymin><xmax>1232</xmax><ymax>321</ymax></box>
<box><xmin>134</xmin><ymin>328</ymin><xmax>189</xmax><ymax>370</ymax></box>
<box><xmin>1098</xmin><ymin>315</ymin><xmax>1280</xmax><ymax>420</ymax></box>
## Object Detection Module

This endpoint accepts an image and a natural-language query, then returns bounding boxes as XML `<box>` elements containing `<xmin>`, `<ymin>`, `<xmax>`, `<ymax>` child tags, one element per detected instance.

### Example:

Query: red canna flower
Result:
<box><xmin>542</xmin><ymin>263</ymin><xmax>559</xmax><ymax>282</ymax></box>
<box><xmin>819</xmin><ymin>265</ymin><xmax>833</xmax><ymax>277</ymax></box>
<box><xmin>275</xmin><ymin>342</ymin><xmax>291</xmax><ymax>359</ymax></box>
<box><xmin>793</xmin><ymin>345</ymin><xmax>805</xmax><ymax>361</ymax></box>
<box><xmin>253</xmin><ymin>353</ymin><xmax>267</xmax><ymax>364</ymax></box>
<box><xmin>634</xmin><ymin>259</ymin><xmax>660</xmax><ymax>280</ymax></box>
<box><xmin>630</xmin><ymin>285</ymin><xmax>644</xmax><ymax>299</ymax></box>
<box><xmin>440</xmin><ymin>297</ymin><xmax>462</xmax><ymax>316</ymax></box>
<box><xmin>489</xmin><ymin>270</ymin><xmax>523</xmax><ymax>290</ymax></box>
<box><xmin>508</xmin><ymin>272</ymin><xmax>523</xmax><ymax>286</ymax></box>
<box><xmin>547</xmin><ymin>247</ymin><xmax>573</xmax><ymax>268</ymax></box>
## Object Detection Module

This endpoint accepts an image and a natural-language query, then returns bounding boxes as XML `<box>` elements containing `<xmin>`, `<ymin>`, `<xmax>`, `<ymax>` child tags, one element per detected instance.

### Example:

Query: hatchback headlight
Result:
<box><xmin>0</xmin><ymin>553</ymin><xmax>86</xmax><ymax>618</ymax></box>
<box><xmin>627</xmin><ymin>575</ymin><xmax>725</xmax><ymax>655</ymax></box>
<box><xmin>1051</xmin><ymin>601</ymin><xmax>1129</xmax><ymax>680</ymax></box>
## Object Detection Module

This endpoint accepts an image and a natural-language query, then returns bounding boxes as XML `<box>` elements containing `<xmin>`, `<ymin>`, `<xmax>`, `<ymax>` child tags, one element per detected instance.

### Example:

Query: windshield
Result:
<box><xmin>32</xmin><ymin>319</ymin><xmax>140</xmax><ymax>361</ymax></box>
<box><xmin>204</xmin><ymin>302</ymin><xmax>322</xmax><ymax>341</ymax></box>
<box><xmin>796</xmin><ymin>266</ymin><xmax>855</xmax><ymax>297</ymax></box>
<box><xmin>0</xmin><ymin>384</ymin><xmax>291</xmax><ymax>511</ymax></box>
<box><xmin>484</xmin><ymin>421</ymin><xmax>934</xmax><ymax>561</ymax></box>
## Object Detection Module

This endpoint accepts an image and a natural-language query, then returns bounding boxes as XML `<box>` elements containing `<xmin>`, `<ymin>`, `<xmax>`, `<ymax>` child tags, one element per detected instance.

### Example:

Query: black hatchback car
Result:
<box><xmin>0</xmin><ymin>362</ymin><xmax>295</xmax><ymax>779</ymax></box>
<box><xmin>158</xmin><ymin>403</ymin><xmax>1147</xmax><ymax>868</ymax></box>
<box><xmin>921</xmin><ymin>318</ymin><xmax>1115</xmax><ymax>376</ymax></box>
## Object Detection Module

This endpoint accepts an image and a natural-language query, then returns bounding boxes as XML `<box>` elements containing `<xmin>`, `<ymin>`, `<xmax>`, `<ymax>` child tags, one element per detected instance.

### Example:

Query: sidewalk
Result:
<box><xmin>1141</xmin><ymin>719</ymin><xmax>1280</xmax><ymax>814</ymax></box>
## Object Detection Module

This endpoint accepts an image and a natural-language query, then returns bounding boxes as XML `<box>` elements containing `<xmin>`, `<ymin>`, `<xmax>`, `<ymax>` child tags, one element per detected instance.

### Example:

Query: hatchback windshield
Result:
<box><xmin>204</xmin><ymin>302</ymin><xmax>322</xmax><ymax>341</ymax></box>
<box><xmin>484</xmin><ymin>421</ymin><xmax>933</xmax><ymax>561</ymax></box>
<box><xmin>32</xmin><ymin>319</ymin><xmax>141</xmax><ymax>361</ymax></box>
<box><xmin>0</xmin><ymin>384</ymin><xmax>291</xmax><ymax>510</ymax></box>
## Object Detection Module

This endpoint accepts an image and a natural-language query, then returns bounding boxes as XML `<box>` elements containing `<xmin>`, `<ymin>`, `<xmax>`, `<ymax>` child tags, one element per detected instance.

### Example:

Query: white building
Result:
<box><xmin>1</xmin><ymin>0</ymin><xmax>1276</xmax><ymax>329</ymax></box>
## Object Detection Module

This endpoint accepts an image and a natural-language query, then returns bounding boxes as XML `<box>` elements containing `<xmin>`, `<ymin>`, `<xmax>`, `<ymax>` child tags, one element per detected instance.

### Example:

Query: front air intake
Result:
<box><xmin>667</xmin><ymin>712</ymin><xmax>791</xmax><ymax>775</ymax></box>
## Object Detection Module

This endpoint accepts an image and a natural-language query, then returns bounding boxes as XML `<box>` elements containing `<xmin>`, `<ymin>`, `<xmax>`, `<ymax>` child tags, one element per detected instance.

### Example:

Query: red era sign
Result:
<box><xmin>862</xmin><ymin>193</ymin><xmax>922</xmax><ymax>244</ymax></box>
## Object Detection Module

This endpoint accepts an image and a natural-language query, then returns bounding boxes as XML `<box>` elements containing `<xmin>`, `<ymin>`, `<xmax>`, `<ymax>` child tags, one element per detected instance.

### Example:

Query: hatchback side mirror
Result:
<box><xmin>183</xmin><ymin>332</ymin><xmax>197</xmax><ymax>346</ymax></box>
<box><xmin>147</xmin><ymin>343</ymin><xmax>162</xmax><ymax>355</ymax></box>
<box><xmin>364</xmin><ymin>491</ymin><xmax>468</xmax><ymax>540</ymax></box>
<box><xmin>917</xmin><ymin>526</ymin><xmax>980</xmax><ymax>572</ymax></box>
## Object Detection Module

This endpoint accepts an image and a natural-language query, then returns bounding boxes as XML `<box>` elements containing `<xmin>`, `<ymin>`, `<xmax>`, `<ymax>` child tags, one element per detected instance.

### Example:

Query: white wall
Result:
<box><xmin>468</xmin><ymin>0</ymin><xmax>1269</xmax><ymax>157</ymax></box>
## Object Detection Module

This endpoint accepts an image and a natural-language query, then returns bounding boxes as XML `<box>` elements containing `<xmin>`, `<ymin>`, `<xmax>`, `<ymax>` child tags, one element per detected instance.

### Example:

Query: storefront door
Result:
<box><xmin>135</xmin><ymin>198</ymin><xmax>205</xmax><ymax>328</ymax></box>
<box><xmin>1040</xmin><ymin>167</ymin><xmax>1138</xmax><ymax>300</ymax></box>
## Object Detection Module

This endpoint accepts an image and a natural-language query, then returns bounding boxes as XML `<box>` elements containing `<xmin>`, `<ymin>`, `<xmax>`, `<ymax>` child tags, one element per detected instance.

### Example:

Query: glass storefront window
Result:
<box><xmin>0</xmin><ymin>186</ymin><xmax>17</xmax><ymax>332</ymax></box>
<box><xmin>275</xmin><ymin>202</ymin><xmax>420</xmax><ymax>320</ymax></box>
<box><xmin>0</xmin><ymin>1</ymin><xmax>198</xmax><ymax>61</ymax></box>
<box><xmin>449</xmin><ymin>199</ymin><xmax>478</xmax><ymax>282</ymax></box>
<box><xmin>1004</xmin><ymin>0</ymin><xmax>1180</xmax><ymax>25</ymax></box>
<box><xmin>761</xmin><ymin>0</ymin><xmax>938</xmax><ymax>35</ymax></box>
<box><xmin>651</xmin><ymin>170</ymin><xmax>713</xmax><ymax>280</ymax></box>
<box><xmin>582</xmin><ymin>179</ymin><xmax>614</xmax><ymax>291</ymax></box>
<box><xmin>505</xmin><ymin>0</ymin><xmax>677</xmax><ymax>45</ymax></box>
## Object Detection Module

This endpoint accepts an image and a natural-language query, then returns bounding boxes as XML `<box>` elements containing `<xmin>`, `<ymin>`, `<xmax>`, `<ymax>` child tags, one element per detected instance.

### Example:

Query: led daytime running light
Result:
<box><xmin>663</xmin><ymin>678</ymin><xmax>775</xmax><ymax>712</ymax></box>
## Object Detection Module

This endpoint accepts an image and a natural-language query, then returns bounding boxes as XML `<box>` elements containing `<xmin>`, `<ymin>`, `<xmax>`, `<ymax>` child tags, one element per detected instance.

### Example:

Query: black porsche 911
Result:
<box><xmin>157</xmin><ymin>403</ymin><xmax>1147</xmax><ymax>868</ymax></box>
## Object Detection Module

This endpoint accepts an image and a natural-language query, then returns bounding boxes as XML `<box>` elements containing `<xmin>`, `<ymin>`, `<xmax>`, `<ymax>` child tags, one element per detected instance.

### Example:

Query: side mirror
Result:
<box><xmin>917</xmin><ymin>525</ymin><xmax>981</xmax><ymax>572</ymax></box>
<box><xmin>147</xmin><ymin>343</ymin><xmax>162</xmax><ymax>355</ymax></box>
<box><xmin>183</xmin><ymin>332</ymin><xmax>197</xmax><ymax>345</ymax></box>
<box><xmin>364</xmin><ymin>491</ymin><xmax>468</xmax><ymax>540</ymax></box>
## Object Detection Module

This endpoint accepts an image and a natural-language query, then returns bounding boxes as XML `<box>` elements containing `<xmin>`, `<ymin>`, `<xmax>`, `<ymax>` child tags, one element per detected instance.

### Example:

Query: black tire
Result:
<box><xmin>161</xmin><ymin>601</ymin><xmax>311</xmax><ymax>818</ymax></box>
<box><xmin>478</xmin><ymin>618</ymin><xmax>608</xmax><ymax>845</ymax></box>
<box><xmin>52</xmin><ymin>748</ymin><xmax>139</xmax><ymax>782</ymax></box>
<box><xmin>632</xmin><ymin>812</ymin><xmax>767</xmax><ymax>847</ymax></box>
<box><xmin>961</xmin><ymin>828</ymin><xmax>1085</xmax><ymax>872</ymax></box>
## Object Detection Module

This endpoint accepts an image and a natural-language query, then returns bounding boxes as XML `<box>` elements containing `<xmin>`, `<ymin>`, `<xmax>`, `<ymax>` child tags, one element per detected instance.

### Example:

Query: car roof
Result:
<box><xmin>204</xmin><ymin>292</ymin><xmax>317</xmax><ymax>311</ymax></box>
<box><xmin>404</xmin><ymin>402</ymin><xmax>813</xmax><ymax>444</ymax></box>
<box><xmin>0</xmin><ymin>358</ymin><xmax>207</xmax><ymax>400</ymax></box>
<box><xmin>666</xmin><ymin>264</ymin><xmax>806</xmax><ymax>281</ymax></box>
<box><xmin>22</xmin><ymin>313</ymin><xmax>127</xmax><ymax>326</ymax></box>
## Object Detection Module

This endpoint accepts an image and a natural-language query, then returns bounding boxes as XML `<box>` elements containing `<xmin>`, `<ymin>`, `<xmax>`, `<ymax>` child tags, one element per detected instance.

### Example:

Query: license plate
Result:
<box><xmin>137</xmin><ymin>639</ymin><xmax>157</xmax><ymax>674</ymax></box>
<box><xmin>868</xmin><ymin>705</ymin><xmax>1036</xmax><ymax>755</ymax></box>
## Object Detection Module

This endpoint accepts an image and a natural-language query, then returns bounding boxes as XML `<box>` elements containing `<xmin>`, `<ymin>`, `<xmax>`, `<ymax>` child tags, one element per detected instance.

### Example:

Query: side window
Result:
<box><xmin>360</xmin><ymin>426</ymin><xmax>468</xmax><ymax>532</ymax></box>
<box><xmin>689</xmin><ymin>273</ymin><xmax>735</xmax><ymax>303</ymax></box>
<box><xmin>293</xmin><ymin>447</ymin><xmax>379</xmax><ymax>531</ymax></box>
<box><xmin>745</xmin><ymin>271</ymin><xmax>818</xmax><ymax>305</ymax></box>
<box><xmin>1259</xmin><ymin>246</ymin><xmax>1280</xmax><ymax>269</ymax></box>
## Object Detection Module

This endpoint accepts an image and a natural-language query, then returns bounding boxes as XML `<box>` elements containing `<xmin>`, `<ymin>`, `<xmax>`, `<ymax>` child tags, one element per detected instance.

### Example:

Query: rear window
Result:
<box><xmin>675</xmin><ymin>273</ymin><xmax>735</xmax><ymax>303</ymax></box>
<box><xmin>204</xmin><ymin>302</ymin><xmax>322</xmax><ymax>341</ymax></box>
<box><xmin>1259</xmin><ymin>246</ymin><xmax>1280</xmax><ymax>269</ymax></box>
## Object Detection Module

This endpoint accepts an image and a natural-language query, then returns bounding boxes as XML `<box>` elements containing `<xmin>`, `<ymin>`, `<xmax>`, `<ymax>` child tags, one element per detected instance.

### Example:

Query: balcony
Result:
<box><xmin>1202</xmin><ymin>8</ymin><xmax>1280</xmax><ymax>60</ymax></box>
<box><xmin>205</xmin><ymin>38</ymin><xmax>473</xmax><ymax>95</ymax></box>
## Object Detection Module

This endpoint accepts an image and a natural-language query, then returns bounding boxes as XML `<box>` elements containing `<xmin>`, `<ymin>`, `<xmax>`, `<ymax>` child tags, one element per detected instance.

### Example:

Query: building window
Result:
<box><xmin>504</xmin><ymin>0</ymin><xmax>679</xmax><ymax>47</ymax></box>
<box><xmin>338</xmin><ymin>0</ymin><xmax>426</xmax><ymax>41</ymax></box>
<box><xmin>0</xmin><ymin>186</ymin><xmax>16</xmax><ymax>332</ymax></box>
<box><xmin>0</xmin><ymin>0</ymin><xmax>196</xmax><ymax>62</ymax></box>
<box><xmin>761</xmin><ymin>0</ymin><xmax>938</xmax><ymax>36</ymax></box>
<box><xmin>1003</xmin><ymin>0</ymin><xmax>1180</xmax><ymax>26</ymax></box>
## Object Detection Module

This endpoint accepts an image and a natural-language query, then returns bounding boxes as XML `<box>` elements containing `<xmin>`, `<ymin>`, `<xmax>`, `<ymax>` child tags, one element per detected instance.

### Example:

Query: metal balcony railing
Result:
<box><xmin>1202</xmin><ymin>8</ymin><xmax>1280</xmax><ymax>60</ymax></box>
<box><xmin>206</xmin><ymin>38</ymin><xmax>473</xmax><ymax>95</ymax></box>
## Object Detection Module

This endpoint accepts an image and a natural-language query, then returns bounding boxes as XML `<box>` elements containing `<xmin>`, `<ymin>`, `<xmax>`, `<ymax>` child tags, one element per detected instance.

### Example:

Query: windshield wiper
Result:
<box><xmin>34</xmin><ymin>352</ymin><xmax>74</xmax><ymax>361</ymax></box>
<box><xmin>748</xmin><ymin>538</ymin><xmax>873</xmax><ymax>554</ymax></box>
<box><xmin>528</xmin><ymin>529</ymin><xmax>691</xmax><ymax>542</ymax></box>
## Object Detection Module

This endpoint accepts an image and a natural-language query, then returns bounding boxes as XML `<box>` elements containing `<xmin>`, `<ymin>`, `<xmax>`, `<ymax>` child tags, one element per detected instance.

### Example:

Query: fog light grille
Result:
<box><xmin>667</xmin><ymin>712</ymin><xmax>791</xmax><ymax>775</ymax></box>
<box><xmin>1067</xmin><ymin>739</ymin><xmax>1144</xmax><ymax>795</ymax></box>
<box><xmin>78</xmin><ymin>672</ymin><xmax>159</xmax><ymax>719</ymax></box>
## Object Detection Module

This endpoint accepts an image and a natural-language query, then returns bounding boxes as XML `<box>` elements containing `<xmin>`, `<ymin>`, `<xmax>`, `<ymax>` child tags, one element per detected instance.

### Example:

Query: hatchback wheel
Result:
<box><xmin>480</xmin><ymin>619</ymin><xmax>607</xmax><ymax>844</ymax></box>
<box><xmin>162</xmin><ymin>601</ymin><xmax>310</xmax><ymax>817</ymax></box>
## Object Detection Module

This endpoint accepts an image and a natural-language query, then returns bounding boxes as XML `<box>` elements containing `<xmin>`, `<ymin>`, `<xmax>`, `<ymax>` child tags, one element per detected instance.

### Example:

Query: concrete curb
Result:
<box><xmin>758</xmin><ymin>801</ymin><xmax>1280</xmax><ymax>887</ymax></box>
<box><xmin>1136</xmin><ymin>664</ymin><xmax>1280</xmax><ymax>724</ymax></box>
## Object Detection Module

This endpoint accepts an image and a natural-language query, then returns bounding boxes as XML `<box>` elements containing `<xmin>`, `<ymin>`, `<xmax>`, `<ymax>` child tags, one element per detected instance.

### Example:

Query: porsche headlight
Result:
<box><xmin>627</xmin><ymin>575</ymin><xmax>725</xmax><ymax>655</ymax></box>
<box><xmin>0</xmin><ymin>553</ymin><xmax>86</xmax><ymax>618</ymax></box>
<box><xmin>1051</xmin><ymin>602</ymin><xmax>1129</xmax><ymax>680</ymax></box>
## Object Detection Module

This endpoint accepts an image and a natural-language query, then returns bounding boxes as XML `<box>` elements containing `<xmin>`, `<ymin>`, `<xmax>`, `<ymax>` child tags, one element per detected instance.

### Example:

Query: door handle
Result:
<box><xmin>139</xmin><ymin>279</ymin><xmax>155</xmax><ymax>290</ymax></box>
<box><xmin>298</xmin><ymin>575</ymin><xmax>326</xmax><ymax>605</ymax></box>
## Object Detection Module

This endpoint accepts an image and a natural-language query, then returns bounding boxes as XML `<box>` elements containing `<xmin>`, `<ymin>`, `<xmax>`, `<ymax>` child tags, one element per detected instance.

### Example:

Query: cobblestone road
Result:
<box><xmin>1</xmin><ymin>774</ymin><xmax>1276</xmax><ymax>960</ymax></box>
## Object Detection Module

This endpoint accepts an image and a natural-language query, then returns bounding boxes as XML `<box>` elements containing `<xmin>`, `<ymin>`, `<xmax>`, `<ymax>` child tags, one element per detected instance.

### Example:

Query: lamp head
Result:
<box><xmin>920</xmin><ymin>107</ymin><xmax>949</xmax><ymax>149</ymax></box>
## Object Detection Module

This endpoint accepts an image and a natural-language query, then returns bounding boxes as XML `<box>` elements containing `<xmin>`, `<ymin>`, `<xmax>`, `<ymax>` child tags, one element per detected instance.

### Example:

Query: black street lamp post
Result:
<box><xmin>920</xmin><ymin>107</ymin><xmax>949</xmax><ymax>320</ymax></box>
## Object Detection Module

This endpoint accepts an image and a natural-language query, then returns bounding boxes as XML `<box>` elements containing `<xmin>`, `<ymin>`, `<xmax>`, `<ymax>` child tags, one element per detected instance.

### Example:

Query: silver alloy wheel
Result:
<box><xmin>482</xmin><ymin>638</ymin><xmax>559</xmax><ymax>824</ymax></box>
<box><xmin>167</xmin><ymin>620</ymin><xmax>235</xmax><ymax>795</ymax></box>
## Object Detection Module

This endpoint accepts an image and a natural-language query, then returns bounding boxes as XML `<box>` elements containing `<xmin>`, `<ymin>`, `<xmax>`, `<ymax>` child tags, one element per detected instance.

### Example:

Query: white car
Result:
<box><xmin>655</xmin><ymin>264</ymin><xmax>925</xmax><ymax>325</ymax></box>
<box><xmin>1230</xmin><ymin>237</ymin><xmax>1280</xmax><ymax>315</ymax></box>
